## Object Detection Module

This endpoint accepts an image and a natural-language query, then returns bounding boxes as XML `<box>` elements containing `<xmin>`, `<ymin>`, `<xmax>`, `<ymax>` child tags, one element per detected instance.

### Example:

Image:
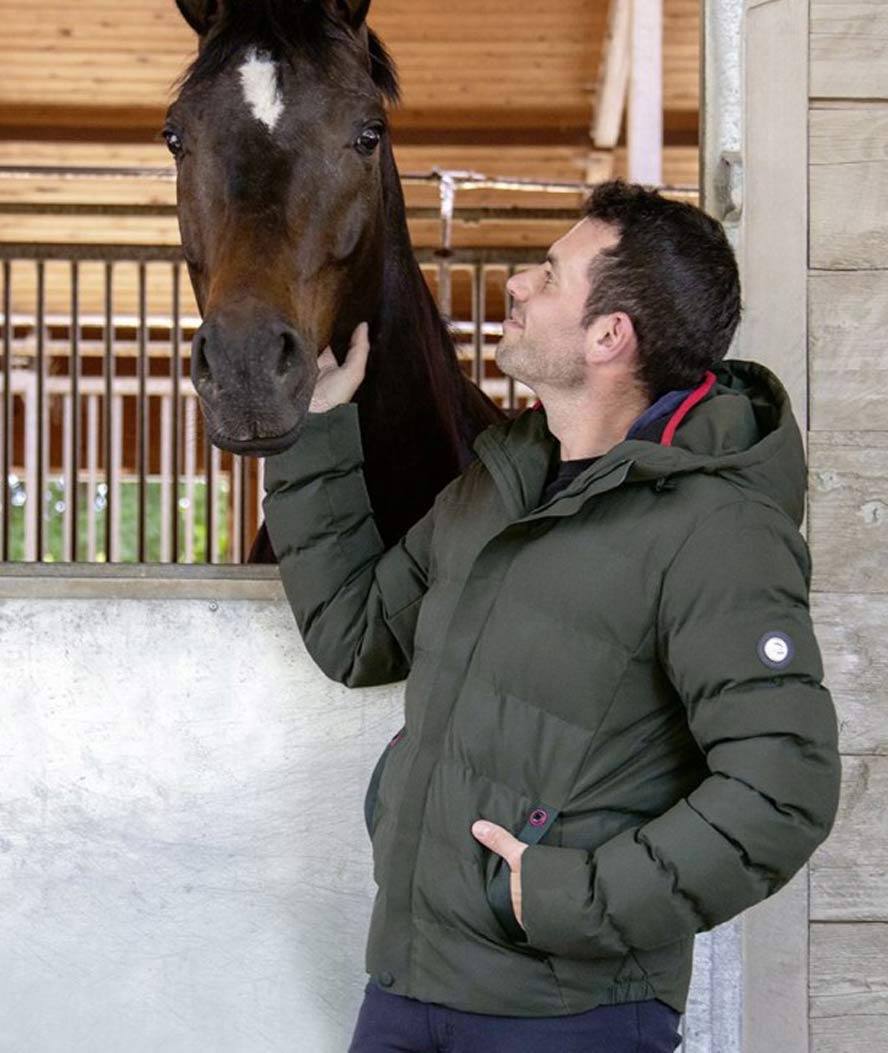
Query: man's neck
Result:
<box><xmin>537</xmin><ymin>382</ymin><xmax>650</xmax><ymax>461</ymax></box>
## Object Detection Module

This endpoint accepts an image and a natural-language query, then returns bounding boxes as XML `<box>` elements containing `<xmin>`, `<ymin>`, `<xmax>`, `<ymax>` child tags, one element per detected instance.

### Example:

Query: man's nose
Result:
<box><xmin>506</xmin><ymin>272</ymin><xmax>530</xmax><ymax>301</ymax></box>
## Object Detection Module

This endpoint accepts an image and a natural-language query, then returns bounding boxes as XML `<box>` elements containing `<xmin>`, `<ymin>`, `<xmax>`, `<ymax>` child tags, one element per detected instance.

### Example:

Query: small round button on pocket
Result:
<box><xmin>378</xmin><ymin>971</ymin><xmax>395</xmax><ymax>988</ymax></box>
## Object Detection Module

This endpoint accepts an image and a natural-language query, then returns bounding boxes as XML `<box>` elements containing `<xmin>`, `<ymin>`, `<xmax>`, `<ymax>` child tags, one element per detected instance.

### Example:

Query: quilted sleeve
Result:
<box><xmin>262</xmin><ymin>403</ymin><xmax>435</xmax><ymax>688</ymax></box>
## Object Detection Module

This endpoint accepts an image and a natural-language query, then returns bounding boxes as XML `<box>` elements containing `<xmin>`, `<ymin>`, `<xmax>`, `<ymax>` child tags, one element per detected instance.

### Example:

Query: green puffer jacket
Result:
<box><xmin>263</xmin><ymin>358</ymin><xmax>841</xmax><ymax>1017</ymax></box>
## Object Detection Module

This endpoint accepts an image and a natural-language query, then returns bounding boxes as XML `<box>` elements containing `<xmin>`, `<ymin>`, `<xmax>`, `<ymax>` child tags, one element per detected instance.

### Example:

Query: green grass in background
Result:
<box><xmin>4</xmin><ymin>475</ymin><xmax>231</xmax><ymax>563</ymax></box>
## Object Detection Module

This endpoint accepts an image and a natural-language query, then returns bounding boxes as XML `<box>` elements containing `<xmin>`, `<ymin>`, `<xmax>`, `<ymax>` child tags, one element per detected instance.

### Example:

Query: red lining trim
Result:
<box><xmin>532</xmin><ymin>399</ymin><xmax>542</xmax><ymax>410</ymax></box>
<box><xmin>659</xmin><ymin>371</ymin><xmax>717</xmax><ymax>447</ymax></box>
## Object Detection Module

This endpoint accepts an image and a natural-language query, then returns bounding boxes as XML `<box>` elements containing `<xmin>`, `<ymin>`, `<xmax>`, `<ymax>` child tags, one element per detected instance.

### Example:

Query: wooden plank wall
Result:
<box><xmin>808</xmin><ymin>2</ymin><xmax>888</xmax><ymax>1049</ymax></box>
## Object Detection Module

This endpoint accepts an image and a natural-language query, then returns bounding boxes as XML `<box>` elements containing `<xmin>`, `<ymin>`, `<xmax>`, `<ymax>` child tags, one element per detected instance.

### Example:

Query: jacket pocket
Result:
<box><xmin>485</xmin><ymin>804</ymin><xmax>560</xmax><ymax>947</ymax></box>
<box><xmin>363</xmin><ymin>726</ymin><xmax>406</xmax><ymax>839</ymax></box>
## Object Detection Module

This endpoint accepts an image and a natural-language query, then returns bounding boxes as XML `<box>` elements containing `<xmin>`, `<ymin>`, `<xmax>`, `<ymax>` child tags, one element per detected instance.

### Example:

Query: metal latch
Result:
<box><xmin>714</xmin><ymin>150</ymin><xmax>743</xmax><ymax>225</ymax></box>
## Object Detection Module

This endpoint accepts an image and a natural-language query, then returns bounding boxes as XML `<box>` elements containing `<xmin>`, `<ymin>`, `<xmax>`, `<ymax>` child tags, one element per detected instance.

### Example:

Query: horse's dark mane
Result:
<box><xmin>179</xmin><ymin>0</ymin><xmax>400</xmax><ymax>103</ymax></box>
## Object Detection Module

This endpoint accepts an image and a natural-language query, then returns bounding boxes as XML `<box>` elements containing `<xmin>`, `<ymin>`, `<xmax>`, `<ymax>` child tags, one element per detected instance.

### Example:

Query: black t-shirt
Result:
<box><xmin>537</xmin><ymin>452</ymin><xmax>601</xmax><ymax>507</ymax></box>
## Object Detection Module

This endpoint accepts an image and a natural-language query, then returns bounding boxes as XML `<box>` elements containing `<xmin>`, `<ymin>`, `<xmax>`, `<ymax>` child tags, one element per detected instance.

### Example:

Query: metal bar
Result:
<box><xmin>0</xmin><ymin>244</ymin><xmax>186</xmax><ymax>263</ymax></box>
<box><xmin>35</xmin><ymin>261</ymin><xmax>46</xmax><ymax>562</ymax></box>
<box><xmin>436</xmin><ymin>173</ymin><xmax>456</xmax><ymax>320</ymax></box>
<box><xmin>205</xmin><ymin>423</ymin><xmax>214</xmax><ymax>565</ymax></box>
<box><xmin>506</xmin><ymin>266</ymin><xmax>517</xmax><ymax>413</ymax></box>
<box><xmin>0</xmin><ymin>203</ymin><xmax>580</xmax><ymax>224</ymax></box>
<box><xmin>111</xmin><ymin>394</ymin><xmax>122</xmax><ymax>563</ymax></box>
<box><xmin>233</xmin><ymin>454</ymin><xmax>243</xmax><ymax>564</ymax></box>
<box><xmin>70</xmin><ymin>261</ymin><xmax>80</xmax><ymax>562</ymax></box>
<box><xmin>184</xmin><ymin>396</ymin><xmax>196</xmax><ymax>564</ymax></box>
<box><xmin>416</xmin><ymin>248</ymin><xmax>554</xmax><ymax>266</ymax></box>
<box><xmin>160</xmin><ymin>394</ymin><xmax>172</xmax><ymax>563</ymax></box>
<box><xmin>1</xmin><ymin>261</ymin><xmax>11</xmax><ymax>562</ymax></box>
<box><xmin>0</xmin><ymin>164</ymin><xmax>698</xmax><ymax>197</ymax></box>
<box><xmin>0</xmin><ymin>204</ymin><xmax>616</xmax><ymax>223</ymax></box>
<box><xmin>171</xmin><ymin>263</ymin><xmax>181</xmax><ymax>564</ymax></box>
<box><xmin>0</xmin><ymin>203</ymin><xmax>179</xmax><ymax>218</ymax></box>
<box><xmin>103</xmin><ymin>263</ymin><xmax>114</xmax><ymax>564</ymax></box>
<box><xmin>23</xmin><ymin>373</ymin><xmax>37</xmax><ymax>562</ymax></box>
<box><xmin>43</xmin><ymin>375</ymin><xmax>195</xmax><ymax>397</ymax></box>
<box><xmin>255</xmin><ymin>458</ymin><xmax>265</xmax><ymax>558</ymax></box>
<box><xmin>86</xmin><ymin>394</ymin><xmax>98</xmax><ymax>563</ymax></box>
<box><xmin>0</xmin><ymin>165</ymin><xmax>175</xmax><ymax>181</ymax></box>
<box><xmin>472</xmin><ymin>265</ymin><xmax>485</xmax><ymax>388</ymax></box>
<box><xmin>210</xmin><ymin>445</ymin><xmax>221</xmax><ymax>564</ymax></box>
<box><xmin>0</xmin><ymin>244</ymin><xmax>657</xmax><ymax>267</ymax></box>
<box><xmin>62</xmin><ymin>394</ymin><xmax>72</xmax><ymax>561</ymax></box>
<box><xmin>137</xmin><ymin>262</ymin><xmax>148</xmax><ymax>563</ymax></box>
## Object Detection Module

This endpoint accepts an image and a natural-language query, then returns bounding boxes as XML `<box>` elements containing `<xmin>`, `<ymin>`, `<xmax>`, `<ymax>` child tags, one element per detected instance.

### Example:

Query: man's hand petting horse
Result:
<box><xmin>309</xmin><ymin>322</ymin><xmax>370</xmax><ymax>413</ymax></box>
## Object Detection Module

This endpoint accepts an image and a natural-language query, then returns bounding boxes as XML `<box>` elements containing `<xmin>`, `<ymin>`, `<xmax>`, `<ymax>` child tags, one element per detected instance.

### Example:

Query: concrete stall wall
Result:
<box><xmin>0</xmin><ymin>579</ymin><xmax>402</xmax><ymax>1052</ymax></box>
<box><xmin>807</xmin><ymin>3</ymin><xmax>888</xmax><ymax>1050</ymax></box>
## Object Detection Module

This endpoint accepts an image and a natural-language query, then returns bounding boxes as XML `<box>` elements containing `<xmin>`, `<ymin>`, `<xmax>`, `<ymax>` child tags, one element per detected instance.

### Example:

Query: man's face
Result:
<box><xmin>496</xmin><ymin>217</ymin><xmax>621</xmax><ymax>390</ymax></box>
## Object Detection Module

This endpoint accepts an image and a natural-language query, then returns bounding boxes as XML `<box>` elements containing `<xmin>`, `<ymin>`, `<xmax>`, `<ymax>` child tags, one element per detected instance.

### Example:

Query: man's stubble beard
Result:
<box><xmin>495</xmin><ymin>331</ymin><xmax>586</xmax><ymax>390</ymax></box>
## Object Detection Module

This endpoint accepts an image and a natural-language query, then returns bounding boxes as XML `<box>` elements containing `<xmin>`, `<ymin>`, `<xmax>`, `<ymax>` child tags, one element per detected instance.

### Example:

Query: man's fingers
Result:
<box><xmin>317</xmin><ymin>346</ymin><xmax>337</xmax><ymax>370</ymax></box>
<box><xmin>345</xmin><ymin>322</ymin><xmax>370</xmax><ymax>373</ymax></box>
<box><xmin>309</xmin><ymin>324</ymin><xmax>371</xmax><ymax>412</ymax></box>
<box><xmin>471</xmin><ymin>820</ymin><xmax>523</xmax><ymax>869</ymax></box>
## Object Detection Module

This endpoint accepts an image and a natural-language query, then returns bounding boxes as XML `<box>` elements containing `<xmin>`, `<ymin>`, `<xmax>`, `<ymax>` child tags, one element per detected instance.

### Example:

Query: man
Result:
<box><xmin>262</xmin><ymin>181</ymin><xmax>841</xmax><ymax>1052</ymax></box>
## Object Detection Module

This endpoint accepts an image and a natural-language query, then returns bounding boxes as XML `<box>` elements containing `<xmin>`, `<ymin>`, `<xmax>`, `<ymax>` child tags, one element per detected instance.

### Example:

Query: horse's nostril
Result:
<box><xmin>194</xmin><ymin>332</ymin><xmax>212</xmax><ymax>387</ymax></box>
<box><xmin>276</xmin><ymin>329</ymin><xmax>299</xmax><ymax>378</ymax></box>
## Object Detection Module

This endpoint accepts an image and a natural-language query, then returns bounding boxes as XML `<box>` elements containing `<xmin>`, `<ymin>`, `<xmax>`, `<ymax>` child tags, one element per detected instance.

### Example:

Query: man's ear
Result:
<box><xmin>586</xmin><ymin>312</ymin><xmax>636</xmax><ymax>363</ymax></box>
<box><xmin>175</xmin><ymin>0</ymin><xmax>221</xmax><ymax>37</ymax></box>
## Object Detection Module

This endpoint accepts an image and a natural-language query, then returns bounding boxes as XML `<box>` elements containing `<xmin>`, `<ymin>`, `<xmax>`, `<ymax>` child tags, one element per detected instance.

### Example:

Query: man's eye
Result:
<box><xmin>163</xmin><ymin>130</ymin><xmax>184</xmax><ymax>158</ymax></box>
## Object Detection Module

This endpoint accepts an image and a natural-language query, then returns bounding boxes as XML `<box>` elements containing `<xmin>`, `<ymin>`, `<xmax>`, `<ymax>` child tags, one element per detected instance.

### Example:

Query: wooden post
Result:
<box><xmin>628</xmin><ymin>0</ymin><xmax>663</xmax><ymax>185</ymax></box>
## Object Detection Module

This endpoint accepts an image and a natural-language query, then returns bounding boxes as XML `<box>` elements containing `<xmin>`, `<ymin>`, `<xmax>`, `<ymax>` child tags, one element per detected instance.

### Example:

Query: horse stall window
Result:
<box><xmin>0</xmin><ymin>249</ymin><xmax>264</xmax><ymax>564</ymax></box>
<box><xmin>0</xmin><ymin>241</ymin><xmax>548</xmax><ymax>565</ymax></box>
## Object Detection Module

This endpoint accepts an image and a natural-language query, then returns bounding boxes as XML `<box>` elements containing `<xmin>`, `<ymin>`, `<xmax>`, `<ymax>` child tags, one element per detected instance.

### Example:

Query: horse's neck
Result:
<box><xmin>369</xmin><ymin>151</ymin><xmax>464</xmax><ymax>441</ymax></box>
<box><xmin>354</xmin><ymin>143</ymin><xmax>503</xmax><ymax>542</ymax></box>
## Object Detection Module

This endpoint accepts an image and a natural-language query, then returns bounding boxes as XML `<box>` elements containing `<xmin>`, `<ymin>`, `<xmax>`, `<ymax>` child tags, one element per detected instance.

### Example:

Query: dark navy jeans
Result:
<box><xmin>348</xmin><ymin>979</ymin><xmax>683</xmax><ymax>1052</ymax></box>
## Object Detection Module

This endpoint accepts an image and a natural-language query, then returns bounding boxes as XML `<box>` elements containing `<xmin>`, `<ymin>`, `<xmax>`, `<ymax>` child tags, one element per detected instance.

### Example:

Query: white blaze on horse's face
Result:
<box><xmin>239</xmin><ymin>49</ymin><xmax>285</xmax><ymax>132</ymax></box>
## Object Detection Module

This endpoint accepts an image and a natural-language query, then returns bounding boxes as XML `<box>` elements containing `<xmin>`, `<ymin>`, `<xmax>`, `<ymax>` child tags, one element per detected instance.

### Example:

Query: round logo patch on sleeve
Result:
<box><xmin>757</xmin><ymin>631</ymin><xmax>795</xmax><ymax>670</ymax></box>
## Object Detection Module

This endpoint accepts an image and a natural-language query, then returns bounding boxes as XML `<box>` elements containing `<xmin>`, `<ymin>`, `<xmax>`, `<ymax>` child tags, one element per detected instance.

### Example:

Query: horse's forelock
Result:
<box><xmin>367</xmin><ymin>29</ymin><xmax>400</xmax><ymax>104</ymax></box>
<box><xmin>177</xmin><ymin>0</ymin><xmax>399</xmax><ymax>104</ymax></box>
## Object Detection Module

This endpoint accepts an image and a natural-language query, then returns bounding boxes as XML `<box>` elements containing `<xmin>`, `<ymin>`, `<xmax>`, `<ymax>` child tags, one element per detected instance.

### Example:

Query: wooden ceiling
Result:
<box><xmin>0</xmin><ymin>0</ymin><xmax>699</xmax><ymax>142</ymax></box>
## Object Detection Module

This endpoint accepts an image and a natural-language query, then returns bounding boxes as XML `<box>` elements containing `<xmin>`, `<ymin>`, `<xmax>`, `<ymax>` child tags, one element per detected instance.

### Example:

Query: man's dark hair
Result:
<box><xmin>582</xmin><ymin>180</ymin><xmax>741</xmax><ymax>399</ymax></box>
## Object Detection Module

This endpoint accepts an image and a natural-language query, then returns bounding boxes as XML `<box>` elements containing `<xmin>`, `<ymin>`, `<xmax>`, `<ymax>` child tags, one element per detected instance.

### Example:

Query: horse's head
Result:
<box><xmin>168</xmin><ymin>0</ymin><xmax>399</xmax><ymax>455</ymax></box>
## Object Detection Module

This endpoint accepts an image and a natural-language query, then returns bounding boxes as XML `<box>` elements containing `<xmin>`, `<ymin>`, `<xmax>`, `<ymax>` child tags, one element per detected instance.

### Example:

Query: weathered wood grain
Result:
<box><xmin>810</xmin><ymin>272</ymin><xmax>888</xmax><ymax>431</ymax></box>
<box><xmin>736</xmin><ymin>0</ymin><xmax>810</xmax><ymax>433</ymax></box>
<box><xmin>810</xmin><ymin>755</ymin><xmax>888</xmax><ymax>919</ymax></box>
<box><xmin>812</xmin><ymin>593</ymin><xmax>888</xmax><ymax>756</ymax></box>
<box><xmin>808</xmin><ymin>433</ymin><xmax>888</xmax><ymax>594</ymax></box>
<box><xmin>810</xmin><ymin>108</ymin><xmax>888</xmax><ymax>270</ymax></box>
<box><xmin>810</xmin><ymin>922</ymin><xmax>888</xmax><ymax>1025</ymax></box>
<box><xmin>812</xmin><ymin>1013</ymin><xmax>888</xmax><ymax>1053</ymax></box>
<box><xmin>811</xmin><ymin>1</ymin><xmax>888</xmax><ymax>100</ymax></box>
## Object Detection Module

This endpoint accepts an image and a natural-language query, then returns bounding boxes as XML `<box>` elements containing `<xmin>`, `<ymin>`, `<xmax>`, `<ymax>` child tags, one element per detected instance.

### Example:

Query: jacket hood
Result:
<box><xmin>473</xmin><ymin>358</ymin><xmax>807</xmax><ymax>526</ymax></box>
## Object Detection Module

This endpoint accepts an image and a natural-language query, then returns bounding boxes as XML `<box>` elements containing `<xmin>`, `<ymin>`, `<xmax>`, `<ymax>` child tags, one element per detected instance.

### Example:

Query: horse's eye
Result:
<box><xmin>163</xmin><ymin>129</ymin><xmax>184</xmax><ymax>158</ymax></box>
<box><xmin>355</xmin><ymin>124</ymin><xmax>383</xmax><ymax>156</ymax></box>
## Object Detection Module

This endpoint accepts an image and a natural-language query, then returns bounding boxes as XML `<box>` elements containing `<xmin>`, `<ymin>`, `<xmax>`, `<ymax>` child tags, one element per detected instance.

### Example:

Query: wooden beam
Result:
<box><xmin>628</xmin><ymin>0</ymin><xmax>664</xmax><ymax>184</ymax></box>
<box><xmin>592</xmin><ymin>0</ymin><xmax>631</xmax><ymax>150</ymax></box>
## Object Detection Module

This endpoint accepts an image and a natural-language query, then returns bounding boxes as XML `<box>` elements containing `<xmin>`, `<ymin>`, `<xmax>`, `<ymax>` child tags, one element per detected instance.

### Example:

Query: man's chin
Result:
<box><xmin>494</xmin><ymin>342</ymin><xmax>521</xmax><ymax>380</ymax></box>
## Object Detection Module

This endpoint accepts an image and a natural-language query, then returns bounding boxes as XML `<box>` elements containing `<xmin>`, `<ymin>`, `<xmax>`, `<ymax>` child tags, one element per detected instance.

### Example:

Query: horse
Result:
<box><xmin>168</xmin><ymin>0</ymin><xmax>506</xmax><ymax>560</ymax></box>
